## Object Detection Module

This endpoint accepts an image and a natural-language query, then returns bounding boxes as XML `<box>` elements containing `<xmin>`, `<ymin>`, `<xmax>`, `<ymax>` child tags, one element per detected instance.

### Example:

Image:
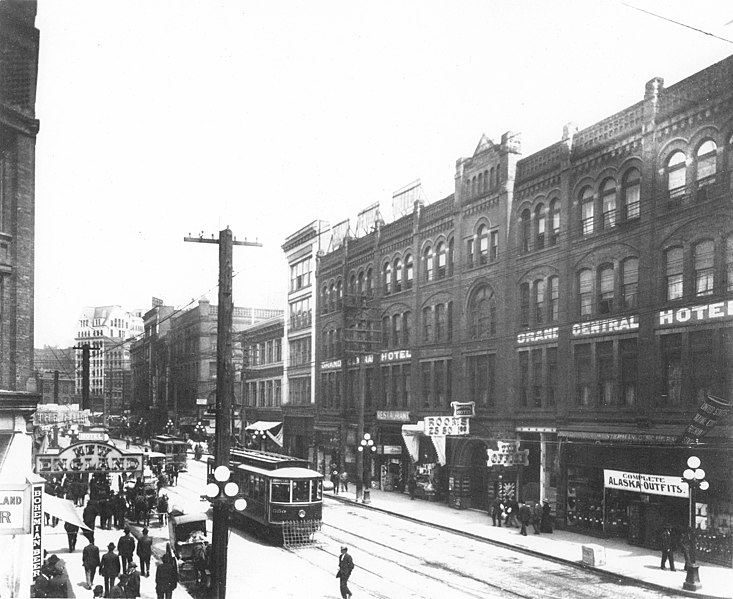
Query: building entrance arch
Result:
<box><xmin>451</xmin><ymin>438</ymin><xmax>491</xmax><ymax>511</ymax></box>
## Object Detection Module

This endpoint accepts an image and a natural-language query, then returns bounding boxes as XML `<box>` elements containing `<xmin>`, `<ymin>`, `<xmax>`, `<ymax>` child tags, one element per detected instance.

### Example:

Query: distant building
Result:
<box><xmin>74</xmin><ymin>305</ymin><xmax>144</xmax><ymax>414</ymax></box>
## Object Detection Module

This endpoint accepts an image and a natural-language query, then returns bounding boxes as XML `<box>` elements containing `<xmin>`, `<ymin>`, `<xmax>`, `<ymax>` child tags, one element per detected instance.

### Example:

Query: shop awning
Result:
<box><xmin>43</xmin><ymin>494</ymin><xmax>91</xmax><ymax>530</ymax></box>
<box><xmin>245</xmin><ymin>421</ymin><xmax>283</xmax><ymax>447</ymax></box>
<box><xmin>400</xmin><ymin>423</ymin><xmax>447</xmax><ymax>466</ymax></box>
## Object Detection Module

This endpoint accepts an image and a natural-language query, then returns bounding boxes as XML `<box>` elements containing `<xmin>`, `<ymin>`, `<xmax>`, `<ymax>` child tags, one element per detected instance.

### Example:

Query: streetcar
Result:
<box><xmin>150</xmin><ymin>434</ymin><xmax>189</xmax><ymax>472</ymax></box>
<box><xmin>206</xmin><ymin>448</ymin><xmax>323</xmax><ymax>541</ymax></box>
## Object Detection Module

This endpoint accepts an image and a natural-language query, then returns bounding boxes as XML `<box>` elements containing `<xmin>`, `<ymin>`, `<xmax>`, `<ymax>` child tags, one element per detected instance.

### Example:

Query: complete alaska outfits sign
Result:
<box><xmin>604</xmin><ymin>469</ymin><xmax>688</xmax><ymax>498</ymax></box>
<box><xmin>35</xmin><ymin>442</ymin><xmax>143</xmax><ymax>474</ymax></box>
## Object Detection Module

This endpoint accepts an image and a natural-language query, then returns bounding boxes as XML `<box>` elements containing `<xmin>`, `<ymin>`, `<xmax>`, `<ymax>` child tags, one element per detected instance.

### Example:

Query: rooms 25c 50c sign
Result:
<box><xmin>35</xmin><ymin>442</ymin><xmax>143</xmax><ymax>475</ymax></box>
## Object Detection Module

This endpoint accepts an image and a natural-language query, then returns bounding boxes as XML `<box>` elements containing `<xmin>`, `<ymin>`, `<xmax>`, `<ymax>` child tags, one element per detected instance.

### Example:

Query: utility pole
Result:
<box><xmin>73</xmin><ymin>343</ymin><xmax>92</xmax><ymax>411</ymax></box>
<box><xmin>184</xmin><ymin>228</ymin><xmax>260</xmax><ymax>599</ymax></box>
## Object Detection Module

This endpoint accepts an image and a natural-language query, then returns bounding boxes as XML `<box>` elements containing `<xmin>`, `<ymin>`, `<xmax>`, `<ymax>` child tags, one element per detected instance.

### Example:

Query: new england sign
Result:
<box><xmin>36</xmin><ymin>442</ymin><xmax>143</xmax><ymax>475</ymax></box>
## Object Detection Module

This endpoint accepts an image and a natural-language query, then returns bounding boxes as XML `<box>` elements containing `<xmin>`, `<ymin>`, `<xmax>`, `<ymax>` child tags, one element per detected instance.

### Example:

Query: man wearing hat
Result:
<box><xmin>82</xmin><ymin>537</ymin><xmax>101</xmax><ymax>589</ymax></box>
<box><xmin>541</xmin><ymin>499</ymin><xmax>553</xmax><ymax>533</ymax></box>
<box><xmin>137</xmin><ymin>526</ymin><xmax>153</xmax><ymax>577</ymax></box>
<box><xmin>117</xmin><ymin>526</ymin><xmax>136</xmax><ymax>572</ymax></box>
<box><xmin>100</xmin><ymin>542</ymin><xmax>121</xmax><ymax>597</ymax></box>
<box><xmin>125</xmin><ymin>562</ymin><xmax>141</xmax><ymax>597</ymax></box>
<box><xmin>660</xmin><ymin>523</ymin><xmax>677</xmax><ymax>571</ymax></box>
<box><xmin>335</xmin><ymin>545</ymin><xmax>354</xmax><ymax>599</ymax></box>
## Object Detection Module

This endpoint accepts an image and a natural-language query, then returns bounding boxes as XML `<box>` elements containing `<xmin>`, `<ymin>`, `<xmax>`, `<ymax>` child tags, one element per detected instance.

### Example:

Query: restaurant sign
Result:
<box><xmin>376</xmin><ymin>410</ymin><xmax>411</xmax><ymax>422</ymax></box>
<box><xmin>423</xmin><ymin>416</ymin><xmax>470</xmax><ymax>437</ymax></box>
<box><xmin>36</xmin><ymin>442</ymin><xmax>143</xmax><ymax>474</ymax></box>
<box><xmin>604</xmin><ymin>469</ymin><xmax>688</xmax><ymax>498</ymax></box>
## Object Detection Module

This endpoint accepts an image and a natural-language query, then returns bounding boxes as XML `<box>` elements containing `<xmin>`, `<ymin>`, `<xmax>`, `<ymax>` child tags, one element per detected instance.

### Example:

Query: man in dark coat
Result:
<box><xmin>113</xmin><ymin>492</ymin><xmax>127</xmax><ymax>529</ymax></box>
<box><xmin>336</xmin><ymin>545</ymin><xmax>354</xmax><ymax>599</ymax></box>
<box><xmin>541</xmin><ymin>499</ymin><xmax>554</xmax><ymax>533</ymax></box>
<box><xmin>117</xmin><ymin>526</ymin><xmax>136</xmax><ymax>573</ymax></box>
<box><xmin>64</xmin><ymin>520</ymin><xmax>79</xmax><ymax>552</ymax></box>
<box><xmin>100</xmin><ymin>542</ymin><xmax>121</xmax><ymax>597</ymax></box>
<box><xmin>137</xmin><ymin>527</ymin><xmax>153</xmax><ymax>577</ymax></box>
<box><xmin>491</xmin><ymin>497</ymin><xmax>504</xmax><ymax>527</ymax></box>
<box><xmin>531</xmin><ymin>502</ymin><xmax>542</xmax><ymax>534</ymax></box>
<box><xmin>99</xmin><ymin>496</ymin><xmax>113</xmax><ymax>530</ymax></box>
<box><xmin>82</xmin><ymin>501</ymin><xmax>98</xmax><ymax>544</ymax></box>
<box><xmin>518</xmin><ymin>502</ymin><xmax>532</xmax><ymax>536</ymax></box>
<box><xmin>407</xmin><ymin>475</ymin><xmax>417</xmax><ymax>500</ymax></box>
<box><xmin>155</xmin><ymin>553</ymin><xmax>179</xmax><ymax>599</ymax></box>
<box><xmin>660</xmin><ymin>523</ymin><xmax>677</xmax><ymax>571</ymax></box>
<box><xmin>82</xmin><ymin>538</ymin><xmax>101</xmax><ymax>590</ymax></box>
<box><xmin>125</xmin><ymin>562</ymin><xmax>141</xmax><ymax>597</ymax></box>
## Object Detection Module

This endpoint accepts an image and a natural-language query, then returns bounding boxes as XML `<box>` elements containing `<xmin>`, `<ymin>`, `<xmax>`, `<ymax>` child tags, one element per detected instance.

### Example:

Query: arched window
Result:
<box><xmin>598</xmin><ymin>265</ymin><xmax>614</xmax><ymax>314</ymax></box>
<box><xmin>383</xmin><ymin>262</ymin><xmax>392</xmax><ymax>295</ymax></box>
<box><xmin>549</xmin><ymin>199</ymin><xmax>560</xmax><ymax>246</ymax></box>
<box><xmin>392</xmin><ymin>313</ymin><xmax>402</xmax><ymax>347</ymax></box>
<box><xmin>535</xmin><ymin>204</ymin><xmax>546</xmax><ymax>250</ymax></box>
<box><xmin>490</xmin><ymin>167</ymin><xmax>495</xmax><ymax>188</ymax></box>
<box><xmin>580</xmin><ymin>187</ymin><xmax>594</xmax><ymax>236</ymax></box>
<box><xmin>470</xmin><ymin>286</ymin><xmax>496</xmax><ymax>338</ymax></box>
<box><xmin>357</xmin><ymin>271</ymin><xmax>364</xmax><ymax>295</ymax></box>
<box><xmin>519</xmin><ymin>282</ymin><xmax>530</xmax><ymax>326</ymax></box>
<box><xmin>520</xmin><ymin>209</ymin><xmax>531</xmax><ymax>252</ymax></box>
<box><xmin>321</xmin><ymin>285</ymin><xmax>329</xmax><ymax>314</ymax></box>
<box><xmin>694</xmin><ymin>240</ymin><xmax>715</xmax><ymax>296</ymax></box>
<box><xmin>533</xmin><ymin>279</ymin><xmax>545</xmax><ymax>324</ymax></box>
<box><xmin>696</xmin><ymin>140</ymin><xmax>717</xmax><ymax>183</ymax></box>
<box><xmin>349</xmin><ymin>274</ymin><xmax>356</xmax><ymax>296</ymax></box>
<box><xmin>578</xmin><ymin>269</ymin><xmax>593</xmax><ymax>316</ymax></box>
<box><xmin>548</xmin><ymin>275</ymin><xmax>559</xmax><ymax>321</ymax></box>
<box><xmin>483</xmin><ymin>170</ymin><xmax>489</xmax><ymax>191</ymax></box>
<box><xmin>335</xmin><ymin>280</ymin><xmax>342</xmax><ymax>309</ymax></box>
<box><xmin>622</xmin><ymin>168</ymin><xmax>641</xmax><ymax>220</ymax></box>
<box><xmin>329</xmin><ymin>282</ymin><xmax>336</xmax><ymax>312</ymax></box>
<box><xmin>621</xmin><ymin>258</ymin><xmax>638</xmax><ymax>309</ymax></box>
<box><xmin>365</xmin><ymin>268</ymin><xmax>373</xmax><ymax>295</ymax></box>
<box><xmin>403</xmin><ymin>311</ymin><xmax>412</xmax><ymax>345</ymax></box>
<box><xmin>405</xmin><ymin>254</ymin><xmax>414</xmax><ymax>289</ymax></box>
<box><xmin>423</xmin><ymin>246</ymin><xmax>434</xmax><ymax>282</ymax></box>
<box><xmin>471</xmin><ymin>177</ymin><xmax>477</xmax><ymax>197</ymax></box>
<box><xmin>436</xmin><ymin>241</ymin><xmax>447</xmax><ymax>278</ymax></box>
<box><xmin>422</xmin><ymin>306</ymin><xmax>433</xmax><ymax>342</ymax></box>
<box><xmin>435</xmin><ymin>303</ymin><xmax>446</xmax><ymax>341</ymax></box>
<box><xmin>478</xmin><ymin>225</ymin><xmax>489</xmax><ymax>264</ymax></box>
<box><xmin>394</xmin><ymin>258</ymin><xmax>403</xmax><ymax>293</ymax></box>
<box><xmin>665</xmin><ymin>247</ymin><xmax>683</xmax><ymax>300</ymax></box>
<box><xmin>667</xmin><ymin>151</ymin><xmax>687</xmax><ymax>195</ymax></box>
<box><xmin>600</xmin><ymin>178</ymin><xmax>617</xmax><ymax>229</ymax></box>
<box><xmin>477</xmin><ymin>173</ymin><xmax>483</xmax><ymax>193</ymax></box>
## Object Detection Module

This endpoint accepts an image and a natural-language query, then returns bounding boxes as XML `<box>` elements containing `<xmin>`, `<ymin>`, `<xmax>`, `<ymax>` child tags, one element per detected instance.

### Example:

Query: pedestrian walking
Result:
<box><xmin>82</xmin><ymin>538</ymin><xmax>101</xmax><ymax>590</ymax></box>
<box><xmin>491</xmin><ymin>496</ymin><xmax>504</xmax><ymax>527</ymax></box>
<box><xmin>63</xmin><ymin>521</ymin><xmax>79</xmax><ymax>552</ymax></box>
<box><xmin>330</xmin><ymin>469</ymin><xmax>340</xmax><ymax>495</ymax></box>
<box><xmin>155</xmin><ymin>553</ymin><xmax>179</xmax><ymax>599</ymax></box>
<box><xmin>82</xmin><ymin>501</ymin><xmax>98</xmax><ymax>545</ymax></box>
<box><xmin>505</xmin><ymin>495</ymin><xmax>519</xmax><ymax>527</ymax></box>
<box><xmin>125</xmin><ymin>563</ymin><xmax>141</xmax><ymax>597</ymax></box>
<box><xmin>157</xmin><ymin>493</ymin><xmax>169</xmax><ymax>526</ymax></box>
<box><xmin>117</xmin><ymin>526</ymin><xmax>136</xmax><ymax>573</ymax></box>
<box><xmin>531</xmin><ymin>502</ymin><xmax>542</xmax><ymax>534</ymax></box>
<box><xmin>518</xmin><ymin>502</ymin><xmax>532</xmax><ymax>536</ymax></box>
<box><xmin>99</xmin><ymin>496</ymin><xmax>113</xmax><ymax>530</ymax></box>
<box><xmin>407</xmin><ymin>475</ymin><xmax>417</xmax><ymax>500</ymax></box>
<box><xmin>137</xmin><ymin>527</ymin><xmax>153</xmax><ymax>577</ymax></box>
<box><xmin>335</xmin><ymin>545</ymin><xmax>354</xmax><ymax>599</ymax></box>
<box><xmin>113</xmin><ymin>491</ymin><xmax>127</xmax><ymax>529</ymax></box>
<box><xmin>659</xmin><ymin>523</ymin><xmax>677</xmax><ymax>571</ymax></box>
<box><xmin>44</xmin><ymin>556</ymin><xmax>68</xmax><ymax>598</ymax></box>
<box><xmin>100</xmin><ymin>542</ymin><xmax>121</xmax><ymax>598</ymax></box>
<box><xmin>540</xmin><ymin>499</ymin><xmax>554</xmax><ymax>533</ymax></box>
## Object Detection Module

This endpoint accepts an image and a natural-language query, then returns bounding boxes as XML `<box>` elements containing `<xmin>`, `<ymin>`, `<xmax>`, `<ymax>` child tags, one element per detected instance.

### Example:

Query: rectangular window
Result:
<box><xmin>690</xmin><ymin>331</ymin><xmax>714</xmax><ymax>404</ymax></box>
<box><xmin>598</xmin><ymin>267</ymin><xmax>614</xmax><ymax>314</ymax></box>
<box><xmin>546</xmin><ymin>347</ymin><xmax>558</xmax><ymax>407</ymax></box>
<box><xmin>422</xmin><ymin>307</ymin><xmax>432</xmax><ymax>343</ymax></box>
<box><xmin>403</xmin><ymin>364</ymin><xmax>412</xmax><ymax>406</ymax></box>
<box><xmin>666</xmin><ymin>248</ymin><xmax>684</xmax><ymax>300</ymax></box>
<box><xmin>435</xmin><ymin>304</ymin><xmax>446</xmax><ymax>342</ymax></box>
<box><xmin>467</xmin><ymin>238</ymin><xmax>475</xmax><ymax>268</ymax></box>
<box><xmin>382</xmin><ymin>366</ymin><xmax>391</xmax><ymax>408</ymax></box>
<box><xmin>403</xmin><ymin>312</ymin><xmax>411</xmax><ymax>345</ymax></box>
<box><xmin>548</xmin><ymin>277</ymin><xmax>559</xmax><ymax>322</ymax></box>
<box><xmin>581</xmin><ymin>201</ymin><xmax>594</xmax><ymax>236</ymax></box>
<box><xmin>694</xmin><ymin>242</ymin><xmax>715</xmax><ymax>296</ymax></box>
<box><xmin>435</xmin><ymin>361</ymin><xmax>446</xmax><ymax>407</ymax></box>
<box><xmin>597</xmin><ymin>341</ymin><xmax>614</xmax><ymax>406</ymax></box>
<box><xmin>382</xmin><ymin>316</ymin><xmax>390</xmax><ymax>349</ymax></box>
<box><xmin>392</xmin><ymin>314</ymin><xmax>401</xmax><ymax>347</ymax></box>
<box><xmin>622</xmin><ymin>260</ymin><xmax>638</xmax><ymax>309</ymax></box>
<box><xmin>531</xmin><ymin>349</ymin><xmax>543</xmax><ymax>408</ymax></box>
<box><xmin>520</xmin><ymin>284</ymin><xmax>530</xmax><ymax>327</ymax></box>
<box><xmin>421</xmin><ymin>362</ymin><xmax>432</xmax><ymax>407</ymax></box>
<box><xmin>274</xmin><ymin>379</ymin><xmax>282</xmax><ymax>406</ymax></box>
<box><xmin>518</xmin><ymin>352</ymin><xmax>529</xmax><ymax>407</ymax></box>
<box><xmin>490</xmin><ymin>231</ymin><xmax>499</xmax><ymax>261</ymax></box>
<box><xmin>660</xmin><ymin>334</ymin><xmax>682</xmax><ymax>406</ymax></box>
<box><xmin>619</xmin><ymin>339</ymin><xmax>637</xmax><ymax>407</ymax></box>
<box><xmin>468</xmin><ymin>354</ymin><xmax>494</xmax><ymax>406</ymax></box>
<box><xmin>575</xmin><ymin>344</ymin><xmax>592</xmax><ymax>406</ymax></box>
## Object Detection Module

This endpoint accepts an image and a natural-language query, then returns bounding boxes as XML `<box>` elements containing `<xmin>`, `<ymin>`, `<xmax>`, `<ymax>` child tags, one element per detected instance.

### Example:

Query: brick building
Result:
<box><xmin>313</xmin><ymin>55</ymin><xmax>733</xmax><ymax>560</ymax></box>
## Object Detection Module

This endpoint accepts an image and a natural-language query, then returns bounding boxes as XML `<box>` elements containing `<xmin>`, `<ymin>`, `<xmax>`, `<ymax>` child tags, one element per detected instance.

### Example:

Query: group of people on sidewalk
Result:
<box><xmin>489</xmin><ymin>495</ymin><xmax>554</xmax><ymax>535</ymax></box>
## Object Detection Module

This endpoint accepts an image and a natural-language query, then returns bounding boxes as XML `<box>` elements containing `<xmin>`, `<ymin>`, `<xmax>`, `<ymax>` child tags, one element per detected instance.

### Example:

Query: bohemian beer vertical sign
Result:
<box><xmin>31</xmin><ymin>483</ymin><xmax>43</xmax><ymax>580</ymax></box>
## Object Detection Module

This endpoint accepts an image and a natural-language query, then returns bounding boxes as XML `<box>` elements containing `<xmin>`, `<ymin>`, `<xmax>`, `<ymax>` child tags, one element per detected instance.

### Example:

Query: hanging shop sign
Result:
<box><xmin>604</xmin><ymin>469</ymin><xmax>688</xmax><ymax>498</ymax></box>
<box><xmin>376</xmin><ymin>410</ymin><xmax>411</xmax><ymax>422</ymax></box>
<box><xmin>572</xmin><ymin>315</ymin><xmax>638</xmax><ymax>337</ymax></box>
<box><xmin>451</xmin><ymin>401</ymin><xmax>475</xmax><ymax>418</ymax></box>
<box><xmin>423</xmin><ymin>416</ymin><xmax>470</xmax><ymax>437</ymax></box>
<box><xmin>658</xmin><ymin>299</ymin><xmax>733</xmax><ymax>327</ymax></box>
<box><xmin>678</xmin><ymin>394</ymin><xmax>731</xmax><ymax>445</ymax></box>
<box><xmin>35</xmin><ymin>442</ymin><xmax>143</xmax><ymax>475</ymax></box>
<box><xmin>517</xmin><ymin>326</ymin><xmax>559</xmax><ymax>344</ymax></box>
<box><xmin>33</xmin><ymin>405</ymin><xmax>90</xmax><ymax>426</ymax></box>
<box><xmin>0</xmin><ymin>485</ymin><xmax>30</xmax><ymax>535</ymax></box>
<box><xmin>487</xmin><ymin>441</ymin><xmax>530</xmax><ymax>467</ymax></box>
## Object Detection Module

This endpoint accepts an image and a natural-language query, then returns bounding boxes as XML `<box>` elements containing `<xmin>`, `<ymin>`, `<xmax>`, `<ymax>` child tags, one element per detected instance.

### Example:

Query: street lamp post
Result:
<box><xmin>205</xmin><ymin>465</ymin><xmax>247</xmax><ymax>599</ymax></box>
<box><xmin>358</xmin><ymin>433</ymin><xmax>376</xmax><ymax>504</ymax></box>
<box><xmin>682</xmin><ymin>455</ymin><xmax>709</xmax><ymax>592</ymax></box>
<box><xmin>165</xmin><ymin>418</ymin><xmax>174</xmax><ymax>435</ymax></box>
<box><xmin>252</xmin><ymin>429</ymin><xmax>267</xmax><ymax>451</ymax></box>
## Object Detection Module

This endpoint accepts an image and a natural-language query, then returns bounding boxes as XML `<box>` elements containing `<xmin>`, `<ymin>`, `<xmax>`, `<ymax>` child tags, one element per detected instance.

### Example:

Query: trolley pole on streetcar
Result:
<box><xmin>185</xmin><ymin>228</ymin><xmax>260</xmax><ymax>599</ymax></box>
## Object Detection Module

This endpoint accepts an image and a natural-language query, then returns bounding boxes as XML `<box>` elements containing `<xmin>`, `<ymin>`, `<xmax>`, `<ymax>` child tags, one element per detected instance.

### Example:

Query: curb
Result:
<box><xmin>324</xmin><ymin>493</ymin><xmax>727</xmax><ymax>599</ymax></box>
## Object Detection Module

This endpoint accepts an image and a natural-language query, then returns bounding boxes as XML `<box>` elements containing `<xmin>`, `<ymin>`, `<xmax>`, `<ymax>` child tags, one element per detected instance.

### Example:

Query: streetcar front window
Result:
<box><xmin>292</xmin><ymin>480</ymin><xmax>309</xmax><ymax>503</ymax></box>
<box><xmin>271</xmin><ymin>479</ymin><xmax>290</xmax><ymax>502</ymax></box>
<box><xmin>311</xmin><ymin>479</ymin><xmax>322</xmax><ymax>501</ymax></box>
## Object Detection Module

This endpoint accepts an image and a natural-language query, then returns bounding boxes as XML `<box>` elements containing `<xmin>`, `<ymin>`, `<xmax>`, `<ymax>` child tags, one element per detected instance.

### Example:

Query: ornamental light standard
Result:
<box><xmin>682</xmin><ymin>455</ymin><xmax>709</xmax><ymax>592</ymax></box>
<box><xmin>205</xmin><ymin>465</ymin><xmax>247</xmax><ymax>599</ymax></box>
<box><xmin>165</xmin><ymin>418</ymin><xmax>174</xmax><ymax>435</ymax></box>
<box><xmin>358</xmin><ymin>432</ymin><xmax>376</xmax><ymax>504</ymax></box>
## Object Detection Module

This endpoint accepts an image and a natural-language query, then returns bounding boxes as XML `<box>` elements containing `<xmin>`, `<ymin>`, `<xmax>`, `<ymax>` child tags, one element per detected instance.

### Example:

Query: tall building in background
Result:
<box><xmin>74</xmin><ymin>306</ymin><xmax>144</xmax><ymax>415</ymax></box>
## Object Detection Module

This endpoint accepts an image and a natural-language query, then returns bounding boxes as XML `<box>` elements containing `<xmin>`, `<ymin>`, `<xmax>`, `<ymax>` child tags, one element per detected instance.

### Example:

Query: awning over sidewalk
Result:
<box><xmin>401</xmin><ymin>423</ymin><xmax>446</xmax><ymax>466</ymax></box>
<box><xmin>43</xmin><ymin>494</ymin><xmax>91</xmax><ymax>530</ymax></box>
<box><xmin>245</xmin><ymin>421</ymin><xmax>283</xmax><ymax>447</ymax></box>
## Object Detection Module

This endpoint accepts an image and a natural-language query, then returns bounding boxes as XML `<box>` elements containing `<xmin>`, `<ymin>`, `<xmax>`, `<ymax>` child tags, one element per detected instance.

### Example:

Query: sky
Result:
<box><xmin>32</xmin><ymin>0</ymin><xmax>733</xmax><ymax>348</ymax></box>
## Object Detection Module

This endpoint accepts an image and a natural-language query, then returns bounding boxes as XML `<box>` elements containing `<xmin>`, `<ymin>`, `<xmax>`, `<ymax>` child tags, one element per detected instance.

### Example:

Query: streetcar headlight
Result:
<box><xmin>298</xmin><ymin>509</ymin><xmax>306</xmax><ymax>518</ymax></box>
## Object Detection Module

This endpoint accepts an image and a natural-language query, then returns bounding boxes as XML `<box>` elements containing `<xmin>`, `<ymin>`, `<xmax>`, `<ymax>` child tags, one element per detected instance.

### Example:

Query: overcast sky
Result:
<box><xmin>32</xmin><ymin>0</ymin><xmax>733</xmax><ymax>347</ymax></box>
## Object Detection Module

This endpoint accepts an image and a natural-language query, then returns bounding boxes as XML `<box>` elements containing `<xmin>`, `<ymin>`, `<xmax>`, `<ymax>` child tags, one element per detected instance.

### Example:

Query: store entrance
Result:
<box><xmin>468</xmin><ymin>443</ymin><xmax>489</xmax><ymax>511</ymax></box>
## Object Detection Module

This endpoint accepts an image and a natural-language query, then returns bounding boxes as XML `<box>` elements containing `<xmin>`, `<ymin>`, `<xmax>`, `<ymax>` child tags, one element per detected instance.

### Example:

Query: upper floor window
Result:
<box><xmin>392</xmin><ymin>314</ymin><xmax>402</xmax><ymax>347</ymax></box>
<box><xmin>535</xmin><ymin>204</ymin><xmax>546</xmax><ymax>250</ymax></box>
<box><xmin>600</xmin><ymin>178</ymin><xmax>616</xmax><ymax>229</ymax></box>
<box><xmin>621</xmin><ymin>258</ymin><xmax>638</xmax><ymax>310</ymax></box>
<box><xmin>727</xmin><ymin>235</ymin><xmax>733</xmax><ymax>293</ymax></box>
<box><xmin>533</xmin><ymin>279</ymin><xmax>545</xmax><ymax>324</ymax></box>
<box><xmin>366</xmin><ymin>268</ymin><xmax>373</xmax><ymax>295</ymax></box>
<box><xmin>548</xmin><ymin>275</ymin><xmax>559</xmax><ymax>322</ymax></box>
<box><xmin>520</xmin><ymin>282</ymin><xmax>530</xmax><ymax>327</ymax></box>
<box><xmin>520</xmin><ymin>210</ymin><xmax>531</xmax><ymax>252</ymax></box>
<box><xmin>357</xmin><ymin>271</ymin><xmax>364</xmax><ymax>295</ymax></box>
<box><xmin>696</xmin><ymin>140</ymin><xmax>717</xmax><ymax>184</ymax></box>
<box><xmin>489</xmin><ymin>167</ymin><xmax>495</xmax><ymax>188</ymax></box>
<box><xmin>448</xmin><ymin>239</ymin><xmax>455</xmax><ymax>275</ymax></box>
<box><xmin>694</xmin><ymin>240</ymin><xmax>715</xmax><ymax>296</ymax></box>
<box><xmin>422</xmin><ymin>306</ymin><xmax>433</xmax><ymax>342</ymax></box>
<box><xmin>598</xmin><ymin>264</ymin><xmax>615</xmax><ymax>314</ymax></box>
<box><xmin>290</xmin><ymin>258</ymin><xmax>312</xmax><ymax>291</ymax></box>
<box><xmin>622</xmin><ymin>168</ymin><xmax>641</xmax><ymax>220</ymax></box>
<box><xmin>405</xmin><ymin>254</ymin><xmax>414</xmax><ymax>289</ymax></box>
<box><xmin>478</xmin><ymin>225</ymin><xmax>489</xmax><ymax>264</ymax></box>
<box><xmin>469</xmin><ymin>285</ymin><xmax>496</xmax><ymax>338</ymax></box>
<box><xmin>580</xmin><ymin>187</ymin><xmax>594</xmax><ymax>236</ymax></box>
<box><xmin>578</xmin><ymin>269</ymin><xmax>593</xmax><ymax>317</ymax></box>
<box><xmin>394</xmin><ymin>258</ymin><xmax>403</xmax><ymax>293</ymax></box>
<box><xmin>466</xmin><ymin>237</ymin><xmax>475</xmax><ymax>268</ymax></box>
<box><xmin>435</xmin><ymin>303</ymin><xmax>446</xmax><ymax>342</ymax></box>
<box><xmin>667</xmin><ymin>151</ymin><xmax>687</xmax><ymax>196</ymax></box>
<box><xmin>665</xmin><ymin>247</ymin><xmax>684</xmax><ymax>301</ymax></box>
<box><xmin>549</xmin><ymin>199</ymin><xmax>560</xmax><ymax>246</ymax></box>
<box><xmin>423</xmin><ymin>246</ymin><xmax>434</xmax><ymax>282</ymax></box>
<box><xmin>490</xmin><ymin>231</ymin><xmax>498</xmax><ymax>261</ymax></box>
<box><xmin>403</xmin><ymin>311</ymin><xmax>412</xmax><ymax>345</ymax></box>
<box><xmin>383</xmin><ymin>262</ymin><xmax>392</xmax><ymax>295</ymax></box>
<box><xmin>349</xmin><ymin>274</ymin><xmax>356</xmax><ymax>296</ymax></box>
<box><xmin>436</xmin><ymin>242</ymin><xmax>447</xmax><ymax>278</ymax></box>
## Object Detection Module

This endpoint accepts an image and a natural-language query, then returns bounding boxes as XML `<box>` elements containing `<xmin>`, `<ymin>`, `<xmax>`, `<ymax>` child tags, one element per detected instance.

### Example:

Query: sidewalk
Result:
<box><xmin>325</xmin><ymin>486</ymin><xmax>732</xmax><ymax>599</ymax></box>
<box><xmin>43</xmin><ymin>513</ymin><xmax>195</xmax><ymax>599</ymax></box>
